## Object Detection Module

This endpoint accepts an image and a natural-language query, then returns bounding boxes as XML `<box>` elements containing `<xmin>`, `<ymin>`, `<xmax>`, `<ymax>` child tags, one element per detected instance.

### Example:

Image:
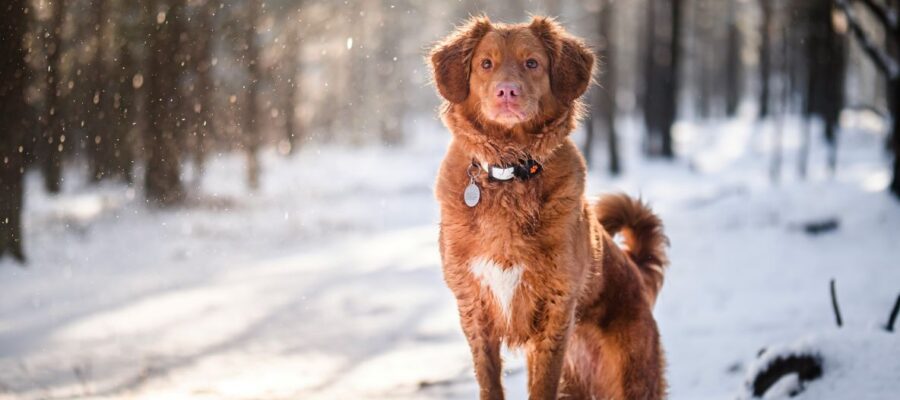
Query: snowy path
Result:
<box><xmin>2</xmin><ymin>120</ymin><xmax>900</xmax><ymax>399</ymax></box>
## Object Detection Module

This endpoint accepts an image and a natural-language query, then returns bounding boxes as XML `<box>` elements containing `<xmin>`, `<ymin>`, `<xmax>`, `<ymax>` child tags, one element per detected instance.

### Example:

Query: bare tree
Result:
<box><xmin>643</xmin><ymin>0</ymin><xmax>681</xmax><ymax>158</ymax></box>
<box><xmin>145</xmin><ymin>0</ymin><xmax>187</xmax><ymax>205</ymax></box>
<box><xmin>108</xmin><ymin>0</ymin><xmax>142</xmax><ymax>184</ymax></box>
<box><xmin>376</xmin><ymin>0</ymin><xmax>407</xmax><ymax>145</ymax></box>
<box><xmin>87</xmin><ymin>0</ymin><xmax>114</xmax><ymax>182</ymax></box>
<box><xmin>835</xmin><ymin>0</ymin><xmax>900</xmax><ymax>198</ymax></box>
<box><xmin>42</xmin><ymin>0</ymin><xmax>66</xmax><ymax>193</ymax></box>
<box><xmin>797</xmin><ymin>1</ymin><xmax>847</xmax><ymax>177</ymax></box>
<box><xmin>586</xmin><ymin>0</ymin><xmax>620</xmax><ymax>174</ymax></box>
<box><xmin>0</xmin><ymin>0</ymin><xmax>29</xmax><ymax>262</ymax></box>
<box><xmin>725</xmin><ymin>0</ymin><xmax>741</xmax><ymax>116</ymax></box>
<box><xmin>185</xmin><ymin>0</ymin><xmax>217</xmax><ymax>180</ymax></box>
<box><xmin>244</xmin><ymin>0</ymin><xmax>262</xmax><ymax>189</ymax></box>
<box><xmin>282</xmin><ymin>6</ymin><xmax>303</xmax><ymax>155</ymax></box>
<box><xmin>759</xmin><ymin>0</ymin><xmax>773</xmax><ymax>119</ymax></box>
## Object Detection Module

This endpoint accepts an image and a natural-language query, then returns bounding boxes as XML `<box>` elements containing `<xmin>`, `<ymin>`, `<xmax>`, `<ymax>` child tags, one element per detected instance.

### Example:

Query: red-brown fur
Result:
<box><xmin>430</xmin><ymin>16</ymin><xmax>670</xmax><ymax>399</ymax></box>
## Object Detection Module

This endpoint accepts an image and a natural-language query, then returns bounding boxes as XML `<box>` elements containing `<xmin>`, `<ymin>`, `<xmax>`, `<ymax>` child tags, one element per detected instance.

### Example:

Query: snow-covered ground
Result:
<box><xmin>1</xmin><ymin>112</ymin><xmax>899</xmax><ymax>399</ymax></box>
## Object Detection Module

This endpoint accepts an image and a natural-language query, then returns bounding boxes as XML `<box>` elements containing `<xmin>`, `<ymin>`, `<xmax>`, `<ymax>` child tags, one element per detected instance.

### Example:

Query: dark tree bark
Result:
<box><xmin>104</xmin><ymin>0</ymin><xmax>140</xmax><ymax>185</ymax></box>
<box><xmin>145</xmin><ymin>0</ymin><xmax>186</xmax><ymax>205</ymax></box>
<box><xmin>594</xmin><ymin>0</ymin><xmax>620</xmax><ymax>174</ymax></box>
<box><xmin>244</xmin><ymin>0</ymin><xmax>262</xmax><ymax>190</ymax></box>
<box><xmin>725</xmin><ymin>0</ymin><xmax>741</xmax><ymax>116</ymax></box>
<box><xmin>891</xmin><ymin>82</ymin><xmax>900</xmax><ymax>197</ymax></box>
<box><xmin>804</xmin><ymin>1</ymin><xmax>847</xmax><ymax>175</ymax></box>
<box><xmin>642</xmin><ymin>0</ymin><xmax>655</xmax><ymax>147</ymax></box>
<box><xmin>187</xmin><ymin>0</ymin><xmax>216</xmax><ymax>181</ymax></box>
<box><xmin>109</xmin><ymin>4</ymin><xmax>139</xmax><ymax>185</ymax></box>
<box><xmin>82</xmin><ymin>0</ymin><xmax>130</xmax><ymax>184</ymax></box>
<box><xmin>583</xmin><ymin>1</ymin><xmax>599</xmax><ymax>167</ymax></box>
<box><xmin>0</xmin><ymin>0</ymin><xmax>29</xmax><ymax>262</ymax></box>
<box><xmin>584</xmin><ymin>108</ymin><xmax>596</xmax><ymax>167</ymax></box>
<box><xmin>662</xmin><ymin>0</ymin><xmax>681</xmax><ymax>157</ymax></box>
<box><xmin>759</xmin><ymin>0</ymin><xmax>773</xmax><ymax>119</ymax></box>
<box><xmin>87</xmin><ymin>0</ymin><xmax>114</xmax><ymax>182</ymax></box>
<box><xmin>90</xmin><ymin>0</ymin><xmax>137</xmax><ymax>184</ymax></box>
<box><xmin>42</xmin><ymin>0</ymin><xmax>66</xmax><ymax>193</ymax></box>
<box><xmin>695</xmin><ymin>0</ymin><xmax>712</xmax><ymax>119</ymax></box>
<box><xmin>283</xmin><ymin>10</ymin><xmax>302</xmax><ymax>155</ymax></box>
<box><xmin>643</xmin><ymin>0</ymin><xmax>679</xmax><ymax>158</ymax></box>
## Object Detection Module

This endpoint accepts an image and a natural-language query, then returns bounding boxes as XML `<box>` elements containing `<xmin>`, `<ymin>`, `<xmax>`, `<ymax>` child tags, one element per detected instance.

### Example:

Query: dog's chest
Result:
<box><xmin>468</xmin><ymin>257</ymin><xmax>525</xmax><ymax>323</ymax></box>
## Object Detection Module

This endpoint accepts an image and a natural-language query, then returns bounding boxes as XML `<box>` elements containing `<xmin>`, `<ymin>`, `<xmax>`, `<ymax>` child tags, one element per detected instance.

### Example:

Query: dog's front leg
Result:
<box><xmin>458</xmin><ymin>296</ymin><xmax>505</xmax><ymax>400</ymax></box>
<box><xmin>526</xmin><ymin>302</ymin><xmax>574</xmax><ymax>400</ymax></box>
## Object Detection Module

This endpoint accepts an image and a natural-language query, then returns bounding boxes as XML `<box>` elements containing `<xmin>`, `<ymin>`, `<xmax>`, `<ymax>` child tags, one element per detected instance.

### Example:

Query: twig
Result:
<box><xmin>830</xmin><ymin>278</ymin><xmax>843</xmax><ymax>328</ymax></box>
<box><xmin>886</xmin><ymin>293</ymin><xmax>900</xmax><ymax>332</ymax></box>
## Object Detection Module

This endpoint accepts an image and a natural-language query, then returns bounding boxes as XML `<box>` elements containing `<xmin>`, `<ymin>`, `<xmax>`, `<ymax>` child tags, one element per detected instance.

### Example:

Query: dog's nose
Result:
<box><xmin>495</xmin><ymin>82</ymin><xmax>521</xmax><ymax>100</ymax></box>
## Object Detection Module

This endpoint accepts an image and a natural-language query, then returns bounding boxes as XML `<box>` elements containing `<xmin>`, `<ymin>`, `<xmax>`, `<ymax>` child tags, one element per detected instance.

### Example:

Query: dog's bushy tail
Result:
<box><xmin>594</xmin><ymin>194</ymin><xmax>670</xmax><ymax>304</ymax></box>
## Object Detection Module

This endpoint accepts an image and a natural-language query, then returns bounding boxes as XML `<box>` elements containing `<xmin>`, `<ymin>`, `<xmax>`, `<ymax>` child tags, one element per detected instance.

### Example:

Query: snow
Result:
<box><xmin>736</xmin><ymin>330</ymin><xmax>900</xmax><ymax>399</ymax></box>
<box><xmin>1</xmin><ymin>112</ymin><xmax>899</xmax><ymax>399</ymax></box>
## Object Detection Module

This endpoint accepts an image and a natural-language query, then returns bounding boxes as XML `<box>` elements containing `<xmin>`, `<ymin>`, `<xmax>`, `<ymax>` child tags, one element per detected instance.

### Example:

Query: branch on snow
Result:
<box><xmin>830</xmin><ymin>279</ymin><xmax>844</xmax><ymax>328</ymax></box>
<box><xmin>886</xmin><ymin>292</ymin><xmax>900</xmax><ymax>332</ymax></box>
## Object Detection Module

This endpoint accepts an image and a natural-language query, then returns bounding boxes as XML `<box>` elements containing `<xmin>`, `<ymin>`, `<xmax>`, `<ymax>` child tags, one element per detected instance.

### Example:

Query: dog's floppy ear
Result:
<box><xmin>429</xmin><ymin>16</ymin><xmax>493</xmax><ymax>103</ymax></box>
<box><xmin>529</xmin><ymin>16</ymin><xmax>595</xmax><ymax>104</ymax></box>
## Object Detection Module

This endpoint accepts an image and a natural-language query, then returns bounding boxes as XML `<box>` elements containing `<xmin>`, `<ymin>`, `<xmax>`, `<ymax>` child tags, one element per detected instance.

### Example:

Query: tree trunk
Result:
<box><xmin>244</xmin><ymin>0</ymin><xmax>262</xmax><ymax>190</ymax></box>
<box><xmin>759</xmin><ymin>0</ymin><xmax>772</xmax><ymax>119</ymax></box>
<box><xmin>377</xmin><ymin>0</ymin><xmax>407</xmax><ymax>145</ymax></box>
<box><xmin>832</xmin><ymin>0</ymin><xmax>898</xmax><ymax>198</ymax></box>
<box><xmin>725</xmin><ymin>0</ymin><xmax>741</xmax><ymax>116</ymax></box>
<box><xmin>661</xmin><ymin>0</ymin><xmax>681</xmax><ymax>158</ymax></box>
<box><xmin>696</xmin><ymin>0</ymin><xmax>712</xmax><ymax>119</ymax></box>
<box><xmin>804</xmin><ymin>0</ymin><xmax>846</xmax><ymax>175</ymax></box>
<box><xmin>42</xmin><ymin>0</ymin><xmax>66</xmax><ymax>193</ymax></box>
<box><xmin>189</xmin><ymin>0</ymin><xmax>216</xmax><ymax>182</ymax></box>
<box><xmin>890</xmin><ymin>80</ymin><xmax>900</xmax><ymax>198</ymax></box>
<box><xmin>642</xmin><ymin>0</ymin><xmax>655</xmax><ymax>150</ymax></box>
<box><xmin>88</xmin><ymin>0</ymin><xmax>113</xmax><ymax>182</ymax></box>
<box><xmin>283</xmin><ymin>16</ymin><xmax>301</xmax><ymax>155</ymax></box>
<box><xmin>643</xmin><ymin>0</ymin><xmax>679</xmax><ymax>158</ymax></box>
<box><xmin>285</xmin><ymin>73</ymin><xmax>300</xmax><ymax>155</ymax></box>
<box><xmin>102</xmin><ymin>1</ymin><xmax>136</xmax><ymax>184</ymax></box>
<box><xmin>145</xmin><ymin>0</ymin><xmax>186</xmax><ymax>205</ymax></box>
<box><xmin>111</xmin><ymin>15</ymin><xmax>137</xmax><ymax>185</ymax></box>
<box><xmin>598</xmin><ymin>0</ymin><xmax>620</xmax><ymax>174</ymax></box>
<box><xmin>584</xmin><ymin>109</ymin><xmax>595</xmax><ymax>167</ymax></box>
<box><xmin>0</xmin><ymin>0</ymin><xmax>29</xmax><ymax>262</ymax></box>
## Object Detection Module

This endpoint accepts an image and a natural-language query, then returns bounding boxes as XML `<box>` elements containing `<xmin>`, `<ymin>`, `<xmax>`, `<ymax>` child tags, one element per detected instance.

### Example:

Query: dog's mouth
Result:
<box><xmin>485</xmin><ymin>101</ymin><xmax>530</xmax><ymax>125</ymax></box>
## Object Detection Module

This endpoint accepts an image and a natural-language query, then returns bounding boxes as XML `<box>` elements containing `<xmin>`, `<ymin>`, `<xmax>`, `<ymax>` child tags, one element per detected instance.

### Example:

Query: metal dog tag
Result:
<box><xmin>464</xmin><ymin>182</ymin><xmax>481</xmax><ymax>207</ymax></box>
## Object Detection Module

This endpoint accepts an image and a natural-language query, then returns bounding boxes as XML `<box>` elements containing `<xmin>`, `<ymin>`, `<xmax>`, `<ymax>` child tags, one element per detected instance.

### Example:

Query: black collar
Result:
<box><xmin>476</xmin><ymin>158</ymin><xmax>543</xmax><ymax>181</ymax></box>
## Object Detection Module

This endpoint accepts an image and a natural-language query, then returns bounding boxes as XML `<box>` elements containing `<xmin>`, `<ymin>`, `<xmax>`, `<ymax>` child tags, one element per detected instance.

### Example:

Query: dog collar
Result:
<box><xmin>478</xmin><ymin>159</ymin><xmax>543</xmax><ymax>181</ymax></box>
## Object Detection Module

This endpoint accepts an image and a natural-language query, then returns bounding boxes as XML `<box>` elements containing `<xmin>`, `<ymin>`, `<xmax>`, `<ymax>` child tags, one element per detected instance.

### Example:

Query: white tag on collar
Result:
<box><xmin>489</xmin><ymin>166</ymin><xmax>515</xmax><ymax>181</ymax></box>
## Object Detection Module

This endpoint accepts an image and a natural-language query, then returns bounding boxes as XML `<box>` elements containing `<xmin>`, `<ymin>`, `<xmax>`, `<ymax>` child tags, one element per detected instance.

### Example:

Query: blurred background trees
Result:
<box><xmin>1</xmin><ymin>0</ymin><xmax>30</xmax><ymax>262</ymax></box>
<box><xmin>0</xmin><ymin>0</ymin><xmax>897</xmax><ymax>263</ymax></box>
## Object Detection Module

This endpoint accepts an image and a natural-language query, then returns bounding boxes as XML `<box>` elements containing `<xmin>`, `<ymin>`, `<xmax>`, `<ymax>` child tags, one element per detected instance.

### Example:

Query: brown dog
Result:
<box><xmin>429</xmin><ymin>16</ymin><xmax>670</xmax><ymax>400</ymax></box>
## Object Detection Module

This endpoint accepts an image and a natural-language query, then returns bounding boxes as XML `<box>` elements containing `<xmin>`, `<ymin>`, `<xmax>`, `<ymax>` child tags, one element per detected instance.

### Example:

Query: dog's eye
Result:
<box><xmin>525</xmin><ymin>59</ymin><xmax>538</xmax><ymax>69</ymax></box>
<box><xmin>481</xmin><ymin>59</ymin><xmax>492</xmax><ymax>70</ymax></box>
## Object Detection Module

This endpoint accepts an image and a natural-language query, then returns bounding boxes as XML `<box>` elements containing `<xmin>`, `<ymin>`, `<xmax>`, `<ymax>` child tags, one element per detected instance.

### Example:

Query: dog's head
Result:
<box><xmin>429</xmin><ymin>16</ymin><xmax>594</xmax><ymax>128</ymax></box>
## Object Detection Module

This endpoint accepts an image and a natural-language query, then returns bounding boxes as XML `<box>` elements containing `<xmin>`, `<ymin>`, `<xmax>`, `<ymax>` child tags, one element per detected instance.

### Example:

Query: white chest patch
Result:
<box><xmin>469</xmin><ymin>257</ymin><xmax>524</xmax><ymax>322</ymax></box>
